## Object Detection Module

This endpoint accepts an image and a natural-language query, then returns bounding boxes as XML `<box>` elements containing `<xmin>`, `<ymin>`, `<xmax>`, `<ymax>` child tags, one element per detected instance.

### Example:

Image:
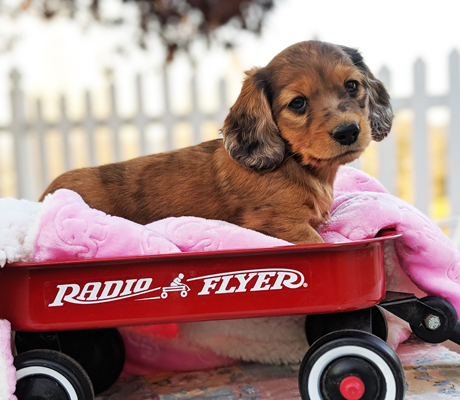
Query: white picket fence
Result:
<box><xmin>2</xmin><ymin>67</ymin><xmax>230</xmax><ymax>201</ymax></box>
<box><xmin>1</xmin><ymin>51</ymin><xmax>460</xmax><ymax>241</ymax></box>
<box><xmin>378</xmin><ymin>50</ymin><xmax>460</xmax><ymax>227</ymax></box>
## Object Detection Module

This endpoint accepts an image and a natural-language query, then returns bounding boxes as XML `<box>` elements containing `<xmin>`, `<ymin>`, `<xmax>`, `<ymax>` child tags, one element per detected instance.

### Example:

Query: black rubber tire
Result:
<box><xmin>410</xmin><ymin>296</ymin><xmax>458</xmax><ymax>343</ymax></box>
<box><xmin>57</xmin><ymin>329</ymin><xmax>125</xmax><ymax>394</ymax></box>
<box><xmin>298</xmin><ymin>330</ymin><xmax>405</xmax><ymax>400</ymax></box>
<box><xmin>305</xmin><ymin>306</ymin><xmax>388</xmax><ymax>345</ymax></box>
<box><xmin>14</xmin><ymin>349</ymin><xmax>94</xmax><ymax>400</ymax></box>
<box><xmin>372</xmin><ymin>306</ymin><xmax>389</xmax><ymax>342</ymax></box>
<box><xmin>15</xmin><ymin>328</ymin><xmax>125</xmax><ymax>395</ymax></box>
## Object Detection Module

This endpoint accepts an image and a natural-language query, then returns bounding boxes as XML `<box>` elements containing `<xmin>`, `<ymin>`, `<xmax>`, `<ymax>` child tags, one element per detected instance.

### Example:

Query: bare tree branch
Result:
<box><xmin>4</xmin><ymin>0</ymin><xmax>276</xmax><ymax>60</ymax></box>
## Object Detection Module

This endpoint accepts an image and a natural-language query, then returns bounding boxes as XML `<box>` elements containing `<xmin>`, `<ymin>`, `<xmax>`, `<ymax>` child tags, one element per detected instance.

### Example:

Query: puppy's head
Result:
<box><xmin>222</xmin><ymin>41</ymin><xmax>392</xmax><ymax>171</ymax></box>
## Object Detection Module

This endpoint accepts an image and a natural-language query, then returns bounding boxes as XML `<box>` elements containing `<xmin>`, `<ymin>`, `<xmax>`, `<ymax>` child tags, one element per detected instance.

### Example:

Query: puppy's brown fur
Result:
<box><xmin>40</xmin><ymin>41</ymin><xmax>392</xmax><ymax>245</ymax></box>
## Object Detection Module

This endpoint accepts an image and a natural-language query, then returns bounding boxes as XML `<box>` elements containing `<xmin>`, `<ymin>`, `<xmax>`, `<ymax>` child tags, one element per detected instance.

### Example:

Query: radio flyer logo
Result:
<box><xmin>188</xmin><ymin>268</ymin><xmax>307</xmax><ymax>295</ymax></box>
<box><xmin>48</xmin><ymin>278</ymin><xmax>159</xmax><ymax>307</ymax></box>
<box><xmin>160</xmin><ymin>273</ymin><xmax>190</xmax><ymax>299</ymax></box>
<box><xmin>48</xmin><ymin>268</ymin><xmax>307</xmax><ymax>307</ymax></box>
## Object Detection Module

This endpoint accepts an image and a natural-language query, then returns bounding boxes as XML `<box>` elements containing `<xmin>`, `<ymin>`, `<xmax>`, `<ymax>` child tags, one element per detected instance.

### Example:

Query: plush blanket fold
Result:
<box><xmin>1</xmin><ymin>166</ymin><xmax>459</xmax><ymax>399</ymax></box>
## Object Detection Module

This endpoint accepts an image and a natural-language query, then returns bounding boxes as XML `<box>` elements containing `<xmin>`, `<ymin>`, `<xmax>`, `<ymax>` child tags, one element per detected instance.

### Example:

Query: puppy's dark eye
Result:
<box><xmin>345</xmin><ymin>80</ymin><xmax>359</xmax><ymax>94</ymax></box>
<box><xmin>288</xmin><ymin>97</ymin><xmax>307</xmax><ymax>111</ymax></box>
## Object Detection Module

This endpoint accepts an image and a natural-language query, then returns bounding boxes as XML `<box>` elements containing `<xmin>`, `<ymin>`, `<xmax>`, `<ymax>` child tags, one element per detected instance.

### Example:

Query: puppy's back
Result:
<box><xmin>40</xmin><ymin>139</ymin><xmax>229</xmax><ymax>224</ymax></box>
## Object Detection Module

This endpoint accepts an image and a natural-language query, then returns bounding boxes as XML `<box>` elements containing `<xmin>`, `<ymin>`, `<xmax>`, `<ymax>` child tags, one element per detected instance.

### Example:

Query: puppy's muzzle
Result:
<box><xmin>332</xmin><ymin>122</ymin><xmax>360</xmax><ymax>146</ymax></box>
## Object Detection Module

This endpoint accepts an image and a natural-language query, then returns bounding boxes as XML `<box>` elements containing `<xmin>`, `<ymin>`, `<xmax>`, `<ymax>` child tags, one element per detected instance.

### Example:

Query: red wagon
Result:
<box><xmin>1</xmin><ymin>231</ymin><xmax>459</xmax><ymax>400</ymax></box>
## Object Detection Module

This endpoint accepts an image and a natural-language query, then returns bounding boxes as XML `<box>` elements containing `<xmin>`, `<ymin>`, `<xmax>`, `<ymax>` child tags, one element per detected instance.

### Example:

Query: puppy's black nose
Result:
<box><xmin>332</xmin><ymin>122</ymin><xmax>360</xmax><ymax>146</ymax></box>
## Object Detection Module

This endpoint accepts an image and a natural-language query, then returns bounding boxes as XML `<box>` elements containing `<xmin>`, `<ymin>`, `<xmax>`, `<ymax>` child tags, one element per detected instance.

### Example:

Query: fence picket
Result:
<box><xmin>191</xmin><ymin>71</ymin><xmax>202</xmax><ymax>145</ymax></box>
<box><xmin>162</xmin><ymin>66</ymin><xmax>175</xmax><ymax>151</ymax></box>
<box><xmin>10</xmin><ymin>69</ymin><xmax>31</xmax><ymax>200</ymax></box>
<box><xmin>412</xmin><ymin>58</ymin><xmax>430</xmax><ymax>215</ymax></box>
<box><xmin>84</xmin><ymin>90</ymin><xmax>97</xmax><ymax>167</ymax></box>
<box><xmin>108</xmin><ymin>72</ymin><xmax>122</xmax><ymax>163</ymax></box>
<box><xmin>59</xmin><ymin>95</ymin><xmax>72</xmax><ymax>172</ymax></box>
<box><xmin>135</xmin><ymin>74</ymin><xmax>148</xmax><ymax>156</ymax></box>
<box><xmin>35</xmin><ymin>99</ymin><xmax>48</xmax><ymax>190</ymax></box>
<box><xmin>448</xmin><ymin>50</ymin><xmax>460</xmax><ymax>229</ymax></box>
<box><xmin>218</xmin><ymin>78</ymin><xmax>228</xmax><ymax>130</ymax></box>
<box><xmin>377</xmin><ymin>66</ymin><xmax>396</xmax><ymax>195</ymax></box>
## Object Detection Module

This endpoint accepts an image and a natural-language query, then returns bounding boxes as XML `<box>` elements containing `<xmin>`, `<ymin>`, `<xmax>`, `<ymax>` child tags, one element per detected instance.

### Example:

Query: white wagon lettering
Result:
<box><xmin>189</xmin><ymin>268</ymin><xmax>307</xmax><ymax>296</ymax></box>
<box><xmin>48</xmin><ymin>278</ymin><xmax>157</xmax><ymax>307</ymax></box>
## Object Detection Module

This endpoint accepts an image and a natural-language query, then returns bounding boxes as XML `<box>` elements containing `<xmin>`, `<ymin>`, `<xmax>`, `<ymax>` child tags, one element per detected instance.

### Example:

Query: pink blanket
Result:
<box><xmin>322</xmin><ymin>167</ymin><xmax>460</xmax><ymax>313</ymax></box>
<box><xmin>2</xmin><ymin>166</ymin><xmax>460</xmax><ymax>393</ymax></box>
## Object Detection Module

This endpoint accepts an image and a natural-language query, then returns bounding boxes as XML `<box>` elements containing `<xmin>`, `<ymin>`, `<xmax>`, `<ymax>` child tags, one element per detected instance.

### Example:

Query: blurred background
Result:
<box><xmin>1</xmin><ymin>0</ymin><xmax>460</xmax><ymax>243</ymax></box>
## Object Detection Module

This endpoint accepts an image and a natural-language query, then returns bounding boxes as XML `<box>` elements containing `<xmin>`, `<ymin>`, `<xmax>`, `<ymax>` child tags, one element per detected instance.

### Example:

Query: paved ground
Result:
<box><xmin>97</xmin><ymin>336</ymin><xmax>460</xmax><ymax>399</ymax></box>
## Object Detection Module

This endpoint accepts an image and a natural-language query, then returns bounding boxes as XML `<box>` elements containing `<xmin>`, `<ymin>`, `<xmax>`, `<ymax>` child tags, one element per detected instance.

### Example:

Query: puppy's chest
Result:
<box><xmin>300</xmin><ymin>187</ymin><xmax>334</xmax><ymax>226</ymax></box>
<box><xmin>231</xmin><ymin>182</ymin><xmax>333</xmax><ymax>226</ymax></box>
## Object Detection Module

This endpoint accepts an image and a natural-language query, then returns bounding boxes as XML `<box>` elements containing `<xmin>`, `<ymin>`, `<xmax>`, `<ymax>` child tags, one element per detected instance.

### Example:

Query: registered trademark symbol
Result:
<box><xmin>303</xmin><ymin>283</ymin><xmax>308</xmax><ymax>288</ymax></box>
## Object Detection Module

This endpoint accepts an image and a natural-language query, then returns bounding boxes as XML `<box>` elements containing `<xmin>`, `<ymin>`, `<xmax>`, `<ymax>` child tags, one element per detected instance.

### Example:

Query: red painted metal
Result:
<box><xmin>0</xmin><ymin>233</ymin><xmax>400</xmax><ymax>332</ymax></box>
<box><xmin>339</xmin><ymin>376</ymin><xmax>365</xmax><ymax>400</ymax></box>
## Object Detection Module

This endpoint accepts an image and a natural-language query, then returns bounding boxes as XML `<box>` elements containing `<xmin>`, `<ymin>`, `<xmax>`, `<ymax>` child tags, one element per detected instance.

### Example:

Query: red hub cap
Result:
<box><xmin>339</xmin><ymin>376</ymin><xmax>365</xmax><ymax>400</ymax></box>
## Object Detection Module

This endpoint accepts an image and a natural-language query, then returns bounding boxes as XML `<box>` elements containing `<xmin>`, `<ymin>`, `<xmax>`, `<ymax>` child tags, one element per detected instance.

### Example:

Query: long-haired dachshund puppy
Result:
<box><xmin>40</xmin><ymin>41</ymin><xmax>392</xmax><ymax>245</ymax></box>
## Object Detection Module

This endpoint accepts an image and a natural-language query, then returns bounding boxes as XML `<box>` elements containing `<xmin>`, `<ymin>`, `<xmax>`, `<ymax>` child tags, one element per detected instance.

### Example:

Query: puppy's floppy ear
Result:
<box><xmin>222</xmin><ymin>67</ymin><xmax>285</xmax><ymax>170</ymax></box>
<box><xmin>340</xmin><ymin>46</ymin><xmax>393</xmax><ymax>141</ymax></box>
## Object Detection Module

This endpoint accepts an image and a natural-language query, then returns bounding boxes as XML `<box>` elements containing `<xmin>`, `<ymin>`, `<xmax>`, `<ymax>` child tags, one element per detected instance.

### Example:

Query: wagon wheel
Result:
<box><xmin>409</xmin><ymin>296</ymin><xmax>458</xmax><ymax>343</ymax></box>
<box><xmin>16</xmin><ymin>328</ymin><xmax>125</xmax><ymax>395</ymax></box>
<box><xmin>371</xmin><ymin>306</ymin><xmax>389</xmax><ymax>342</ymax></box>
<box><xmin>14</xmin><ymin>349</ymin><xmax>94</xmax><ymax>400</ymax></box>
<box><xmin>298</xmin><ymin>330</ymin><xmax>405</xmax><ymax>400</ymax></box>
<box><xmin>305</xmin><ymin>306</ymin><xmax>388</xmax><ymax>345</ymax></box>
